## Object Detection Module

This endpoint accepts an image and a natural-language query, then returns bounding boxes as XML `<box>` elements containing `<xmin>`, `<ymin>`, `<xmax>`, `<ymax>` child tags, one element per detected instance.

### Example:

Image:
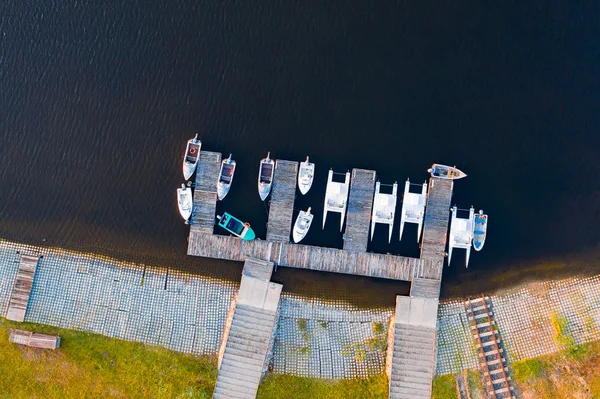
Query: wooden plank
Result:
<box><xmin>6</xmin><ymin>254</ymin><xmax>39</xmax><ymax>322</ymax></box>
<box><xmin>266</xmin><ymin>160</ymin><xmax>298</xmax><ymax>243</ymax></box>
<box><xmin>190</xmin><ymin>151</ymin><xmax>221</xmax><ymax>233</ymax></box>
<box><xmin>343</xmin><ymin>169</ymin><xmax>376</xmax><ymax>252</ymax></box>
<box><xmin>9</xmin><ymin>329</ymin><xmax>61</xmax><ymax>350</ymax></box>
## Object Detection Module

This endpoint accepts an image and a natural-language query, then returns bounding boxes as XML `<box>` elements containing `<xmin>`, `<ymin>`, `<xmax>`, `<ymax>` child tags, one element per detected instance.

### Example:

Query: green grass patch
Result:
<box><xmin>0</xmin><ymin>318</ymin><xmax>217</xmax><ymax>398</ymax></box>
<box><xmin>513</xmin><ymin>358</ymin><xmax>548</xmax><ymax>381</ymax></box>
<box><xmin>432</xmin><ymin>374</ymin><xmax>457</xmax><ymax>399</ymax></box>
<box><xmin>257</xmin><ymin>374</ymin><xmax>389</xmax><ymax>399</ymax></box>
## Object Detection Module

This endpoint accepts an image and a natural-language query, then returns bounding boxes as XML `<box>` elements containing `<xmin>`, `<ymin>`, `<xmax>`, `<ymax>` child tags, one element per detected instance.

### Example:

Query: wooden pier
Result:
<box><xmin>266</xmin><ymin>160</ymin><xmax>298</xmax><ymax>243</ymax></box>
<box><xmin>6</xmin><ymin>254</ymin><xmax>39</xmax><ymax>322</ymax></box>
<box><xmin>343</xmin><ymin>169</ymin><xmax>376</xmax><ymax>252</ymax></box>
<box><xmin>213</xmin><ymin>258</ymin><xmax>282</xmax><ymax>399</ymax></box>
<box><xmin>190</xmin><ymin>151</ymin><xmax>222</xmax><ymax>233</ymax></box>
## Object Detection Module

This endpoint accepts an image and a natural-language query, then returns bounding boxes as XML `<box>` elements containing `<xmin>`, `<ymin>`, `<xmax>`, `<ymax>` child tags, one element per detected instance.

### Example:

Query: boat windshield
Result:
<box><xmin>185</xmin><ymin>143</ymin><xmax>200</xmax><ymax>163</ymax></box>
<box><xmin>219</xmin><ymin>164</ymin><xmax>235</xmax><ymax>183</ymax></box>
<box><xmin>226</xmin><ymin>218</ymin><xmax>245</xmax><ymax>235</ymax></box>
<box><xmin>260</xmin><ymin>163</ymin><xmax>273</xmax><ymax>184</ymax></box>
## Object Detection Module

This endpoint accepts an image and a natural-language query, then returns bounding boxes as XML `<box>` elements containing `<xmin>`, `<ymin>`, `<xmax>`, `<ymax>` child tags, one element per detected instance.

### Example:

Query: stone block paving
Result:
<box><xmin>436</xmin><ymin>300</ymin><xmax>478</xmax><ymax>375</ymax></box>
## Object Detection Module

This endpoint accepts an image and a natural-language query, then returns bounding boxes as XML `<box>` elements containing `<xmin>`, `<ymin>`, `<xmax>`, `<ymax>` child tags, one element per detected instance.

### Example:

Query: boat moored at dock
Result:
<box><xmin>217</xmin><ymin>154</ymin><xmax>236</xmax><ymax>200</ymax></box>
<box><xmin>399</xmin><ymin>179</ymin><xmax>428</xmax><ymax>242</ymax></box>
<box><xmin>370</xmin><ymin>181</ymin><xmax>397</xmax><ymax>243</ymax></box>
<box><xmin>473</xmin><ymin>210</ymin><xmax>488</xmax><ymax>251</ymax></box>
<box><xmin>323</xmin><ymin>169</ymin><xmax>350</xmax><ymax>231</ymax></box>
<box><xmin>292</xmin><ymin>207</ymin><xmax>313</xmax><ymax>243</ymax></box>
<box><xmin>258</xmin><ymin>152</ymin><xmax>275</xmax><ymax>201</ymax></box>
<box><xmin>216</xmin><ymin>212</ymin><xmax>256</xmax><ymax>240</ymax></box>
<box><xmin>448</xmin><ymin>206</ymin><xmax>474</xmax><ymax>267</ymax></box>
<box><xmin>177</xmin><ymin>184</ymin><xmax>193</xmax><ymax>221</ymax></box>
<box><xmin>297</xmin><ymin>156</ymin><xmax>315</xmax><ymax>195</ymax></box>
<box><xmin>182</xmin><ymin>134</ymin><xmax>202</xmax><ymax>180</ymax></box>
<box><xmin>428</xmin><ymin>164</ymin><xmax>467</xmax><ymax>180</ymax></box>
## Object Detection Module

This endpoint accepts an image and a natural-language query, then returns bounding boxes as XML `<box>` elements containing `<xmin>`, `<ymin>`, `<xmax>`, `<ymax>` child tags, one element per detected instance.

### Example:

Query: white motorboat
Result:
<box><xmin>322</xmin><ymin>169</ymin><xmax>350</xmax><ymax>231</ymax></box>
<box><xmin>182</xmin><ymin>134</ymin><xmax>202</xmax><ymax>180</ymax></box>
<box><xmin>472</xmin><ymin>210</ymin><xmax>488</xmax><ymax>251</ymax></box>
<box><xmin>177</xmin><ymin>184</ymin><xmax>193</xmax><ymax>221</ymax></box>
<box><xmin>258</xmin><ymin>152</ymin><xmax>275</xmax><ymax>201</ymax></box>
<box><xmin>427</xmin><ymin>164</ymin><xmax>467</xmax><ymax>180</ymax></box>
<box><xmin>399</xmin><ymin>179</ymin><xmax>428</xmax><ymax>242</ymax></box>
<box><xmin>217</xmin><ymin>154</ymin><xmax>236</xmax><ymax>201</ymax></box>
<box><xmin>293</xmin><ymin>207</ymin><xmax>313</xmax><ymax>243</ymax></box>
<box><xmin>448</xmin><ymin>206</ymin><xmax>475</xmax><ymax>267</ymax></box>
<box><xmin>298</xmin><ymin>156</ymin><xmax>315</xmax><ymax>195</ymax></box>
<box><xmin>370</xmin><ymin>181</ymin><xmax>397</xmax><ymax>243</ymax></box>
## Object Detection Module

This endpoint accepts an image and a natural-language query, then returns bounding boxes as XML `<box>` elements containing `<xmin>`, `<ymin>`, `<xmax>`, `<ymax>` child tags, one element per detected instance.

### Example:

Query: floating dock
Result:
<box><xmin>190</xmin><ymin>151</ymin><xmax>222</xmax><ymax>233</ymax></box>
<box><xmin>213</xmin><ymin>258</ymin><xmax>282</xmax><ymax>399</ymax></box>
<box><xmin>266</xmin><ymin>160</ymin><xmax>298</xmax><ymax>243</ymax></box>
<box><xmin>6</xmin><ymin>254</ymin><xmax>39</xmax><ymax>322</ymax></box>
<box><xmin>343</xmin><ymin>169</ymin><xmax>376</xmax><ymax>252</ymax></box>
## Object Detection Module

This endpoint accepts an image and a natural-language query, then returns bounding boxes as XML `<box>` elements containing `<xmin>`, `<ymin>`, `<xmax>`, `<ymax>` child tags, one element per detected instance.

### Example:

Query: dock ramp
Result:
<box><xmin>213</xmin><ymin>258</ymin><xmax>282</xmax><ymax>399</ymax></box>
<box><xmin>6</xmin><ymin>254</ymin><xmax>39</xmax><ymax>322</ymax></box>
<box><xmin>389</xmin><ymin>296</ymin><xmax>438</xmax><ymax>399</ymax></box>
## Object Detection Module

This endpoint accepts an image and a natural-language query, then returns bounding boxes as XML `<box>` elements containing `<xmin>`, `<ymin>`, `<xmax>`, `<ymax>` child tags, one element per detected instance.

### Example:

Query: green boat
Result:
<box><xmin>216</xmin><ymin>212</ymin><xmax>256</xmax><ymax>240</ymax></box>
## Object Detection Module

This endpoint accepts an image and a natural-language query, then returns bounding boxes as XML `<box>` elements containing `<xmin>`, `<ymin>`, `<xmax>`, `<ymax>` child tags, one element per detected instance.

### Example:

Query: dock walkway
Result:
<box><xmin>6</xmin><ymin>254</ymin><xmax>39</xmax><ymax>322</ymax></box>
<box><xmin>343</xmin><ymin>169</ymin><xmax>376</xmax><ymax>252</ymax></box>
<box><xmin>388</xmin><ymin>296</ymin><xmax>438</xmax><ymax>399</ymax></box>
<box><xmin>190</xmin><ymin>151</ymin><xmax>222</xmax><ymax>233</ymax></box>
<box><xmin>266</xmin><ymin>160</ymin><xmax>298</xmax><ymax>243</ymax></box>
<box><xmin>213</xmin><ymin>258</ymin><xmax>282</xmax><ymax>399</ymax></box>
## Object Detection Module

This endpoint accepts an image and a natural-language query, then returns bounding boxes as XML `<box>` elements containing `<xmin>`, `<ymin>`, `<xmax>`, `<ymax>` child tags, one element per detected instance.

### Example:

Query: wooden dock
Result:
<box><xmin>419</xmin><ymin>177</ymin><xmax>454</xmax><ymax>279</ymax></box>
<box><xmin>343</xmin><ymin>169</ymin><xmax>376</xmax><ymax>252</ymax></box>
<box><xmin>6</xmin><ymin>254</ymin><xmax>39</xmax><ymax>322</ymax></box>
<box><xmin>190</xmin><ymin>151</ymin><xmax>222</xmax><ymax>233</ymax></box>
<box><xmin>266</xmin><ymin>160</ymin><xmax>298</xmax><ymax>243</ymax></box>
<box><xmin>213</xmin><ymin>258</ymin><xmax>281</xmax><ymax>399</ymax></box>
<box><xmin>9</xmin><ymin>329</ymin><xmax>61</xmax><ymax>350</ymax></box>
<box><xmin>389</xmin><ymin>295</ymin><xmax>438</xmax><ymax>399</ymax></box>
<box><xmin>188</xmin><ymin>230</ymin><xmax>418</xmax><ymax>281</ymax></box>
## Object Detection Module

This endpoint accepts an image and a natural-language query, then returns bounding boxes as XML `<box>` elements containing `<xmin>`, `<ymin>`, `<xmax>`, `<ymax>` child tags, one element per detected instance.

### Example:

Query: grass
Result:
<box><xmin>431</xmin><ymin>374</ymin><xmax>457</xmax><ymax>399</ymax></box>
<box><xmin>513</xmin><ymin>339</ymin><xmax>600</xmax><ymax>398</ymax></box>
<box><xmin>0</xmin><ymin>318</ymin><xmax>217</xmax><ymax>398</ymax></box>
<box><xmin>257</xmin><ymin>374</ymin><xmax>389</xmax><ymax>399</ymax></box>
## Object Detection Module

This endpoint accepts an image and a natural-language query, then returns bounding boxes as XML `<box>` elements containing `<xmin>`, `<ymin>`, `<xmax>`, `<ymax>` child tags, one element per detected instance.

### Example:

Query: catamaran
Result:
<box><xmin>427</xmin><ymin>164</ymin><xmax>467</xmax><ymax>180</ymax></box>
<box><xmin>399</xmin><ymin>179</ymin><xmax>428</xmax><ymax>242</ymax></box>
<box><xmin>258</xmin><ymin>152</ymin><xmax>275</xmax><ymax>201</ymax></box>
<box><xmin>176</xmin><ymin>184</ymin><xmax>193</xmax><ymax>221</ymax></box>
<box><xmin>298</xmin><ymin>156</ymin><xmax>315</xmax><ymax>195</ymax></box>
<box><xmin>370</xmin><ymin>181</ymin><xmax>397</xmax><ymax>243</ymax></box>
<box><xmin>448</xmin><ymin>206</ymin><xmax>475</xmax><ymax>267</ymax></box>
<box><xmin>217</xmin><ymin>154</ymin><xmax>236</xmax><ymax>200</ymax></box>
<box><xmin>182</xmin><ymin>134</ymin><xmax>202</xmax><ymax>180</ymax></box>
<box><xmin>216</xmin><ymin>212</ymin><xmax>256</xmax><ymax>240</ymax></box>
<box><xmin>322</xmin><ymin>169</ymin><xmax>350</xmax><ymax>231</ymax></box>
<box><xmin>472</xmin><ymin>210</ymin><xmax>488</xmax><ymax>251</ymax></box>
<box><xmin>293</xmin><ymin>207</ymin><xmax>313</xmax><ymax>243</ymax></box>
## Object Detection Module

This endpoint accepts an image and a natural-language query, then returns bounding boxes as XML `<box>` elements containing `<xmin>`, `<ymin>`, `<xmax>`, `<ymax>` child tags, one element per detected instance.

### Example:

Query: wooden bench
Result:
<box><xmin>9</xmin><ymin>329</ymin><xmax>61</xmax><ymax>350</ymax></box>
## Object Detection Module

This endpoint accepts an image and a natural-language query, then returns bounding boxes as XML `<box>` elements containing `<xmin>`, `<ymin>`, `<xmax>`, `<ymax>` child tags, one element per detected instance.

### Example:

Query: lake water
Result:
<box><xmin>1</xmin><ymin>2</ymin><xmax>599</xmax><ymax>304</ymax></box>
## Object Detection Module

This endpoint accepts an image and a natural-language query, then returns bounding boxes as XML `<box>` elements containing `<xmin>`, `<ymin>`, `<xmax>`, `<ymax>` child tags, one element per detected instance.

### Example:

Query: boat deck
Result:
<box><xmin>343</xmin><ymin>169</ymin><xmax>376</xmax><ymax>252</ymax></box>
<box><xmin>6</xmin><ymin>254</ymin><xmax>39</xmax><ymax>322</ymax></box>
<box><xmin>266</xmin><ymin>160</ymin><xmax>298</xmax><ymax>243</ymax></box>
<box><xmin>190</xmin><ymin>151</ymin><xmax>222</xmax><ymax>233</ymax></box>
<box><xmin>419</xmin><ymin>178</ymin><xmax>454</xmax><ymax>279</ymax></box>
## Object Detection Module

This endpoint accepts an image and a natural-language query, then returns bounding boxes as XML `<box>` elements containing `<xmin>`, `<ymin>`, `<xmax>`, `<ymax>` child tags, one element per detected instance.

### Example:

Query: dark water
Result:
<box><xmin>1</xmin><ymin>2</ymin><xmax>599</xmax><ymax>304</ymax></box>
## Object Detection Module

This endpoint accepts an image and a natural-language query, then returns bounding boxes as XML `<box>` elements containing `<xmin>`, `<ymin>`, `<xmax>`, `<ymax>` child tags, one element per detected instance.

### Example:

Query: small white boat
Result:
<box><xmin>370</xmin><ymin>181</ymin><xmax>398</xmax><ymax>243</ymax></box>
<box><xmin>427</xmin><ymin>164</ymin><xmax>467</xmax><ymax>180</ymax></box>
<box><xmin>399</xmin><ymin>179</ymin><xmax>428</xmax><ymax>242</ymax></box>
<box><xmin>472</xmin><ymin>210</ymin><xmax>488</xmax><ymax>251</ymax></box>
<box><xmin>298</xmin><ymin>156</ymin><xmax>315</xmax><ymax>195</ymax></box>
<box><xmin>258</xmin><ymin>152</ymin><xmax>275</xmax><ymax>201</ymax></box>
<box><xmin>448</xmin><ymin>206</ymin><xmax>475</xmax><ymax>267</ymax></box>
<box><xmin>293</xmin><ymin>207</ymin><xmax>313</xmax><ymax>243</ymax></box>
<box><xmin>322</xmin><ymin>169</ymin><xmax>350</xmax><ymax>232</ymax></box>
<box><xmin>182</xmin><ymin>134</ymin><xmax>202</xmax><ymax>180</ymax></box>
<box><xmin>217</xmin><ymin>154</ymin><xmax>236</xmax><ymax>201</ymax></box>
<box><xmin>177</xmin><ymin>184</ymin><xmax>193</xmax><ymax>221</ymax></box>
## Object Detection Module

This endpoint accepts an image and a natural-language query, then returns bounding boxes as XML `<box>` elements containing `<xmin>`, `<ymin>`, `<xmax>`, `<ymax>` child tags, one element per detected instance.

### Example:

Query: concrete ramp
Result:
<box><xmin>389</xmin><ymin>296</ymin><xmax>438</xmax><ymax>399</ymax></box>
<box><xmin>213</xmin><ymin>258</ymin><xmax>282</xmax><ymax>399</ymax></box>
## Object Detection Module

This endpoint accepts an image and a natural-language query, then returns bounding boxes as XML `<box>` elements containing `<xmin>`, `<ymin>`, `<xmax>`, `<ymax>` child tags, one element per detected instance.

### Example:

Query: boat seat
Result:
<box><xmin>474</xmin><ymin>230</ymin><xmax>485</xmax><ymax>235</ymax></box>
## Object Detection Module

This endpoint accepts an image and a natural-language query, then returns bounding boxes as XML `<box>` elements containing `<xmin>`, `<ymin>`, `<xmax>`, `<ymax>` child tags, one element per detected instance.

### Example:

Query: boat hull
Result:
<box><xmin>473</xmin><ymin>213</ymin><xmax>488</xmax><ymax>251</ymax></box>
<box><xmin>298</xmin><ymin>159</ymin><xmax>315</xmax><ymax>195</ymax></box>
<box><xmin>428</xmin><ymin>164</ymin><xmax>467</xmax><ymax>180</ymax></box>
<box><xmin>217</xmin><ymin>185</ymin><xmax>231</xmax><ymax>201</ymax></box>
<box><xmin>217</xmin><ymin>158</ymin><xmax>236</xmax><ymax>201</ymax></box>
<box><xmin>258</xmin><ymin>155</ymin><xmax>274</xmax><ymax>201</ymax></box>
<box><xmin>177</xmin><ymin>187</ymin><xmax>193</xmax><ymax>221</ymax></box>
<box><xmin>293</xmin><ymin>210</ymin><xmax>313</xmax><ymax>243</ymax></box>
<box><xmin>182</xmin><ymin>136</ymin><xmax>201</xmax><ymax>180</ymax></box>
<box><xmin>183</xmin><ymin>164</ymin><xmax>196</xmax><ymax>181</ymax></box>
<box><xmin>217</xmin><ymin>212</ymin><xmax>256</xmax><ymax>241</ymax></box>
